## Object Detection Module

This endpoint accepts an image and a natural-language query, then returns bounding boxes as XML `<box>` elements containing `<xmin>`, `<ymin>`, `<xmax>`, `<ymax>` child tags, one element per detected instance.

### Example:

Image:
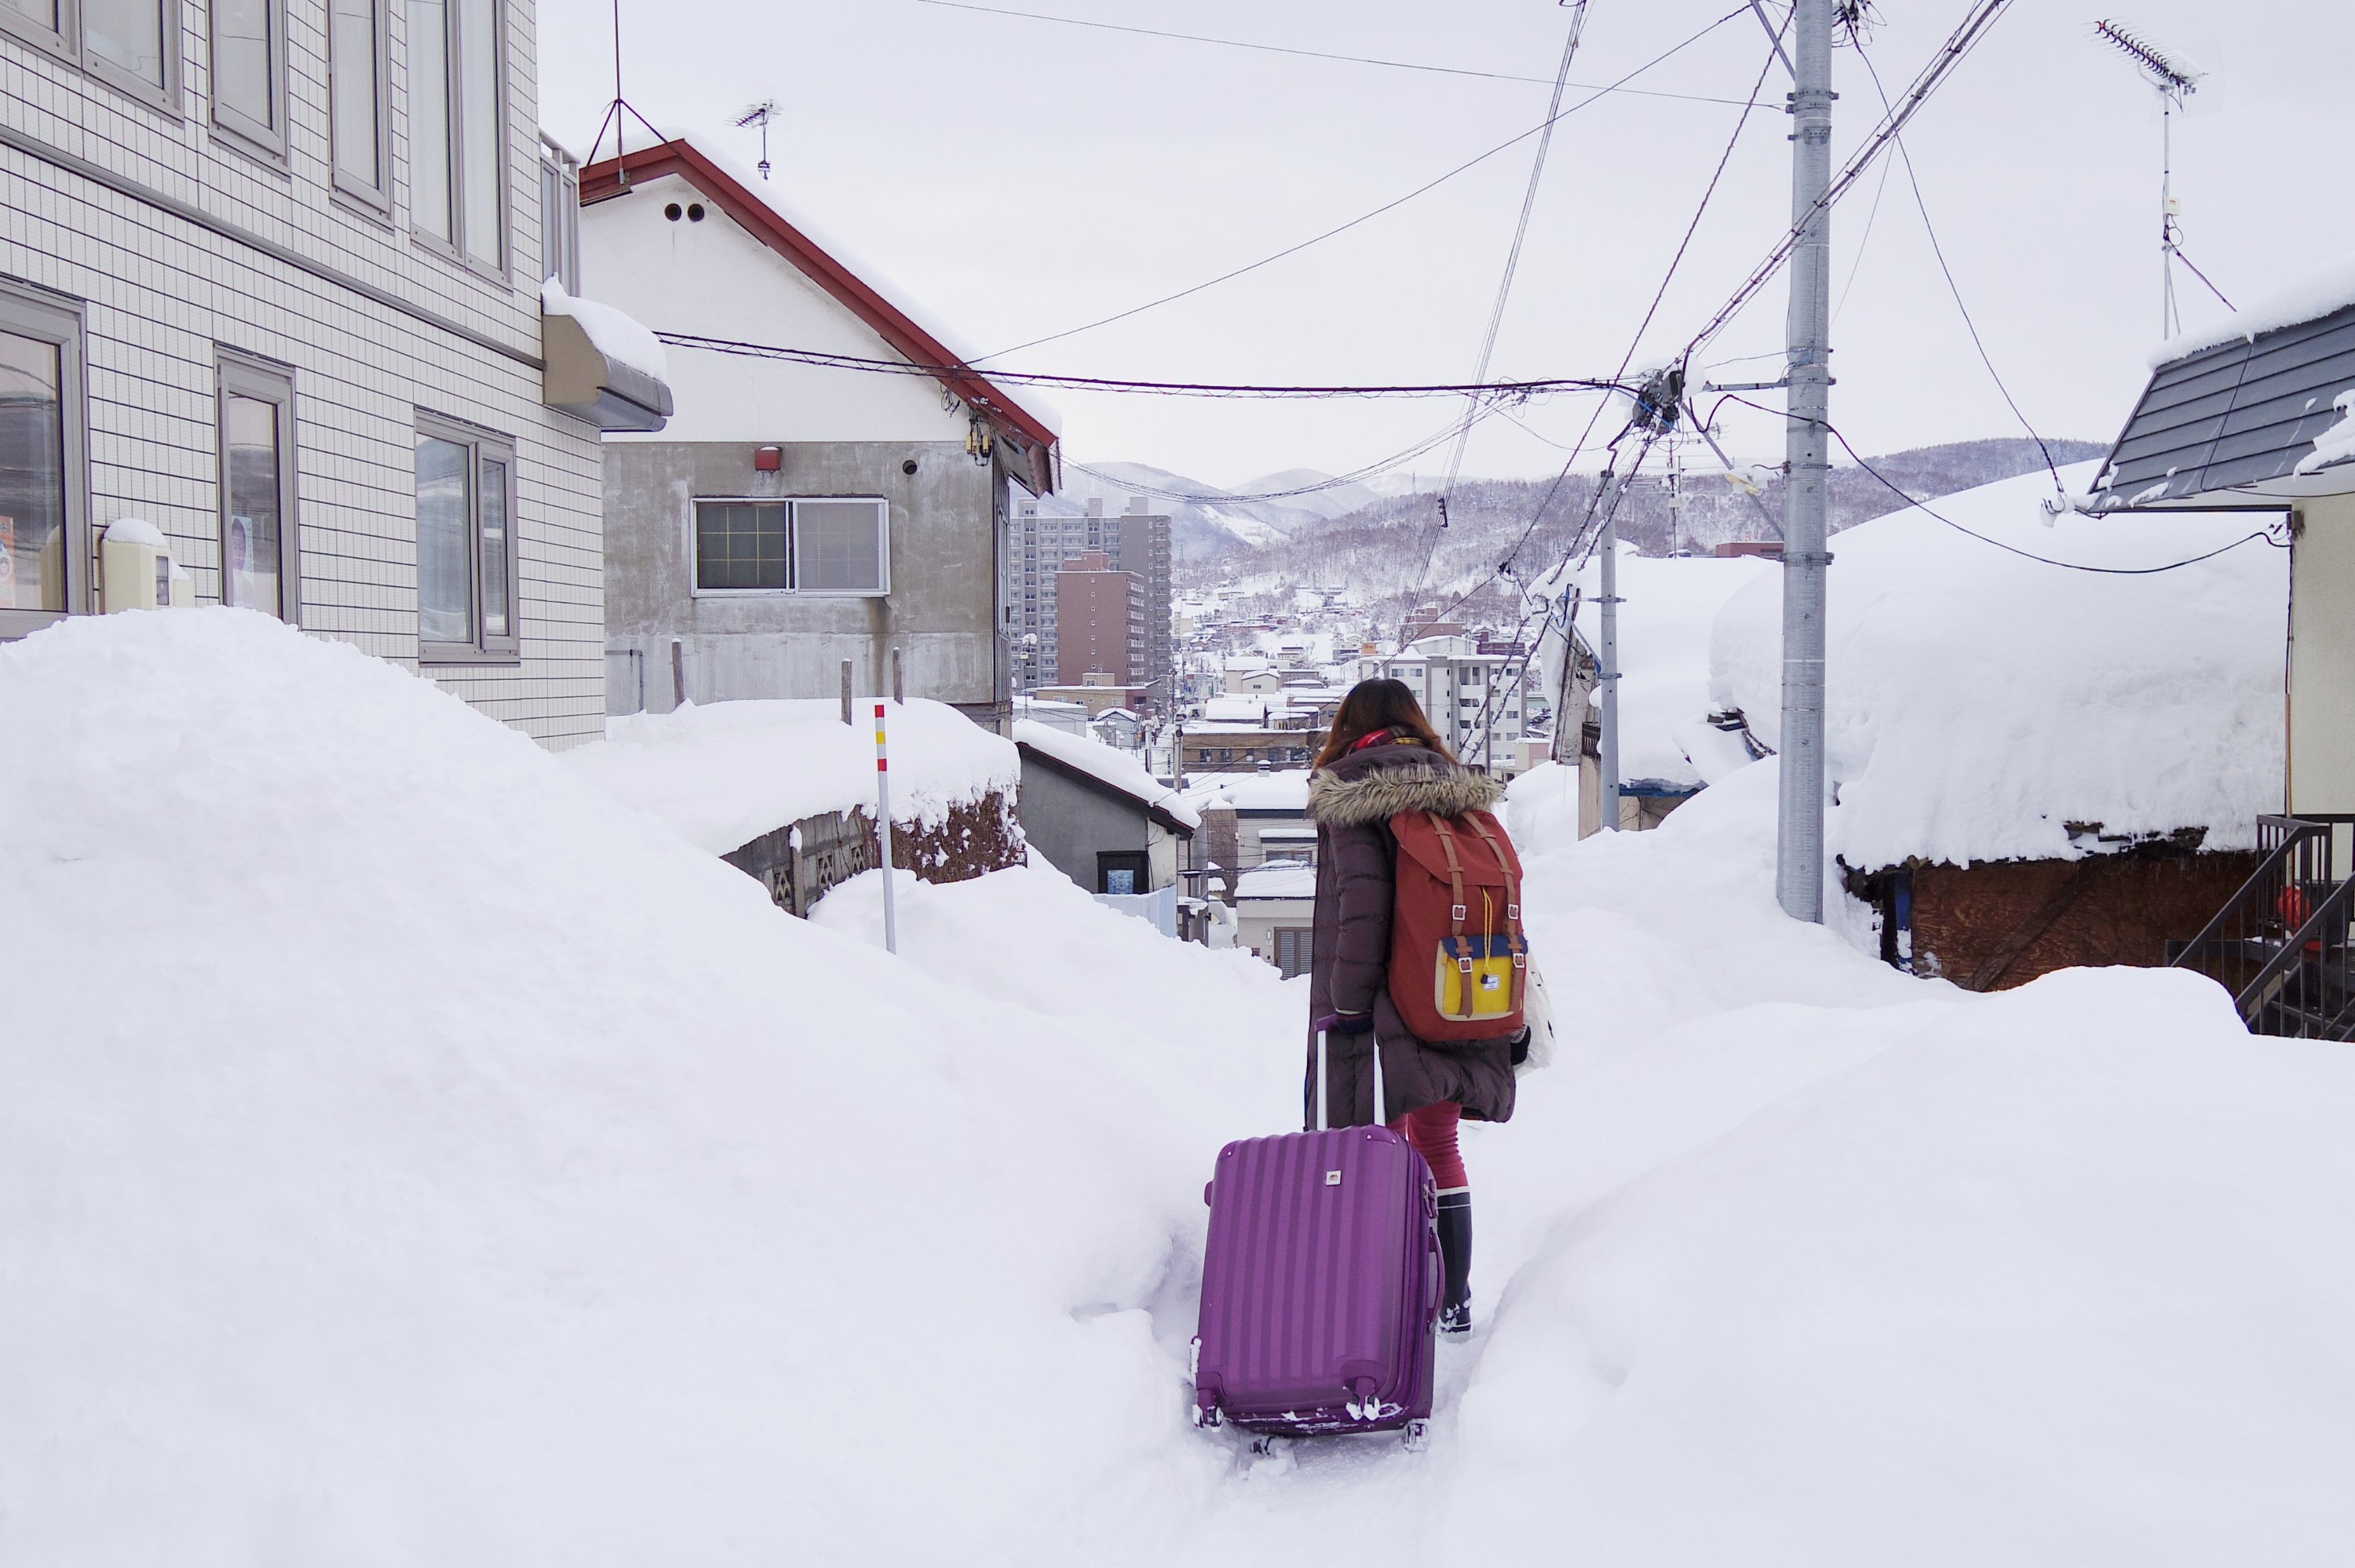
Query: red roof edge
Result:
<box><xmin>581</xmin><ymin>140</ymin><xmax>1058</xmax><ymax>494</ymax></box>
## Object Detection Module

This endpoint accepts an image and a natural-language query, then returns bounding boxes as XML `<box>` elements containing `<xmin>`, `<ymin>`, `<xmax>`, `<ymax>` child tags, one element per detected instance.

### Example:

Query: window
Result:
<box><xmin>2</xmin><ymin>0</ymin><xmax>181</xmax><ymax>112</ymax></box>
<box><xmin>217</xmin><ymin>354</ymin><xmax>298</xmax><ymax>621</ymax></box>
<box><xmin>210</xmin><ymin>0</ymin><xmax>283</xmax><ymax>156</ymax></box>
<box><xmin>328</xmin><ymin>0</ymin><xmax>389</xmax><ymax>204</ymax></box>
<box><xmin>0</xmin><ymin>285</ymin><xmax>87</xmax><ymax>638</ymax></box>
<box><xmin>692</xmin><ymin>498</ymin><xmax>888</xmax><ymax>596</ymax></box>
<box><xmin>538</xmin><ymin>136</ymin><xmax>580</xmax><ymax>293</ymax></box>
<box><xmin>1272</xmin><ymin>927</ymin><xmax>1313</xmax><ymax>979</ymax></box>
<box><xmin>407</xmin><ymin>0</ymin><xmax>505</xmax><ymax>268</ymax></box>
<box><xmin>1096</xmin><ymin>851</ymin><xmax>1148</xmax><ymax>896</ymax></box>
<box><xmin>414</xmin><ymin>415</ymin><xmax>516</xmax><ymax>658</ymax></box>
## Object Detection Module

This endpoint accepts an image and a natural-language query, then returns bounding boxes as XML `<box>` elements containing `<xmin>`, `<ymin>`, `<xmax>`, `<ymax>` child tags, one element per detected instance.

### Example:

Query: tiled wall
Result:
<box><xmin>0</xmin><ymin>0</ymin><xmax>608</xmax><ymax>747</ymax></box>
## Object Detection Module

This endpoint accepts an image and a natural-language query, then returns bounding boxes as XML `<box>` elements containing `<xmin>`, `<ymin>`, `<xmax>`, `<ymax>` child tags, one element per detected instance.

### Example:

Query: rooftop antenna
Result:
<box><xmin>2094</xmin><ymin>20</ymin><xmax>2229</xmax><ymax>337</ymax></box>
<box><xmin>735</xmin><ymin>100</ymin><xmax>782</xmax><ymax>181</ymax></box>
<box><xmin>586</xmin><ymin>0</ymin><xmax>663</xmax><ymax>187</ymax></box>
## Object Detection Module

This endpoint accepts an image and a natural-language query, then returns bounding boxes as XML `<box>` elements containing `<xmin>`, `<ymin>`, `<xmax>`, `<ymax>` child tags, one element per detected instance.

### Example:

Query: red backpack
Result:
<box><xmin>1386</xmin><ymin>808</ymin><xmax>1529</xmax><ymax>1041</ymax></box>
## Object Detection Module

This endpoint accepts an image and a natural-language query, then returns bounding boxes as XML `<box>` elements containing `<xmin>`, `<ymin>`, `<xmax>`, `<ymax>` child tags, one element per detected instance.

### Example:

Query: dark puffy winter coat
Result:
<box><xmin>1304</xmin><ymin>740</ymin><xmax>1520</xmax><ymax>1130</ymax></box>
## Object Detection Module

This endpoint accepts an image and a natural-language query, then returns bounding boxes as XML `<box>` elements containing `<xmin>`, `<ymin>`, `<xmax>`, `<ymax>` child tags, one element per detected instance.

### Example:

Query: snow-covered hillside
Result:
<box><xmin>9</xmin><ymin>610</ymin><xmax>2353</xmax><ymax>1564</ymax></box>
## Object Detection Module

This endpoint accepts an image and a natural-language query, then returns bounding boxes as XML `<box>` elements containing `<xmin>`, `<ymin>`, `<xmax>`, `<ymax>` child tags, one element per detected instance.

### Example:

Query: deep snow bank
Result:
<box><xmin>0</xmin><ymin>610</ymin><xmax>1218</xmax><ymax>1566</ymax></box>
<box><xmin>563</xmin><ymin>695</ymin><xmax>1020</xmax><ymax>854</ymax></box>
<box><xmin>1711</xmin><ymin>466</ymin><xmax>2287</xmax><ymax>870</ymax></box>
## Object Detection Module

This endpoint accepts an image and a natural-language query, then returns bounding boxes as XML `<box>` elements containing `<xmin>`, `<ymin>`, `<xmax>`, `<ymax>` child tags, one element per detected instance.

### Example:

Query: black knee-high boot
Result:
<box><xmin>1436</xmin><ymin>1191</ymin><xmax>1473</xmax><ymax>1336</ymax></box>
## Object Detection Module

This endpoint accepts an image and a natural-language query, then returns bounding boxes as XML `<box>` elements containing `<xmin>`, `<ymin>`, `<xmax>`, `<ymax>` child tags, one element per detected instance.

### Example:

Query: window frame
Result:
<box><xmin>326</xmin><ymin>0</ymin><xmax>392</xmax><ymax>210</ymax></box>
<box><xmin>413</xmin><ymin>410</ymin><xmax>518</xmax><ymax>663</ymax></box>
<box><xmin>0</xmin><ymin>279</ymin><xmax>91</xmax><ymax>641</ymax></box>
<box><xmin>214</xmin><ymin>349</ymin><xmax>299</xmax><ymax>623</ymax></box>
<box><xmin>1</xmin><ymin>0</ymin><xmax>183</xmax><ymax>117</ymax></box>
<box><xmin>76</xmin><ymin>0</ymin><xmax>182</xmax><ymax>115</ymax></box>
<box><xmin>207</xmin><ymin>0</ymin><xmax>286</xmax><ymax>162</ymax></box>
<box><xmin>406</xmin><ymin>0</ymin><xmax>509</xmax><ymax>277</ymax></box>
<box><xmin>688</xmin><ymin>495</ymin><xmax>890</xmax><ymax>599</ymax></box>
<box><xmin>537</xmin><ymin>133</ymin><xmax>580</xmax><ymax>293</ymax></box>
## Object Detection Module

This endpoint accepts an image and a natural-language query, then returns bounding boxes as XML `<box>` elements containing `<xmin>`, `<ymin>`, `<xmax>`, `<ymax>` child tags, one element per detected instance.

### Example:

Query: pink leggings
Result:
<box><xmin>1387</xmin><ymin>1101</ymin><xmax>1467</xmax><ymax>1191</ymax></box>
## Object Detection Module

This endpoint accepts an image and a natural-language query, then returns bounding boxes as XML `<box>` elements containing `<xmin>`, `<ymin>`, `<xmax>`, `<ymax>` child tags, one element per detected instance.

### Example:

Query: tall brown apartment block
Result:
<box><xmin>1055</xmin><ymin>550</ymin><xmax>1145</xmax><ymax>685</ymax></box>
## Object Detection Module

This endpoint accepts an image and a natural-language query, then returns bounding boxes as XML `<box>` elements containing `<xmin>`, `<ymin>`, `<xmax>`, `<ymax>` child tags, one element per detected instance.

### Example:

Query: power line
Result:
<box><xmin>1710</xmin><ymin>392</ymin><xmax>2288</xmax><ymax>574</ymax></box>
<box><xmin>1853</xmin><ymin>44</ymin><xmax>2063</xmax><ymax>497</ymax></box>
<box><xmin>914</xmin><ymin>0</ymin><xmax>1767</xmax><ymax>104</ymax></box>
<box><xmin>1683</xmin><ymin>0</ymin><xmax>2017</xmax><ymax>363</ymax></box>
<box><xmin>1435</xmin><ymin>2</ymin><xmax>1591</xmax><ymax>519</ymax></box>
<box><xmin>651</xmin><ymin>331</ymin><xmax>1630</xmax><ymax>399</ymax></box>
<box><xmin>976</xmin><ymin>5</ymin><xmax>1761</xmax><ymax>363</ymax></box>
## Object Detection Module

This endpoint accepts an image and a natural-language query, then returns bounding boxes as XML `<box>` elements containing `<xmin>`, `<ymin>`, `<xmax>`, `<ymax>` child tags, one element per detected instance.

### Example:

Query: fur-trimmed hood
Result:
<box><xmin>1307</xmin><ymin>746</ymin><xmax>1505</xmax><ymax>827</ymax></box>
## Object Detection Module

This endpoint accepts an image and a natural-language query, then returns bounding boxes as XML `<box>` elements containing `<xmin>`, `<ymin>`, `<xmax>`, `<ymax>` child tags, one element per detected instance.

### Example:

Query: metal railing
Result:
<box><xmin>2170</xmin><ymin>814</ymin><xmax>2355</xmax><ymax>1039</ymax></box>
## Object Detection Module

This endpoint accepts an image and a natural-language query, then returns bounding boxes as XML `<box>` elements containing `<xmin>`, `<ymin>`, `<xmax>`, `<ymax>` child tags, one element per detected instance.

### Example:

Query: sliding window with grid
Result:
<box><xmin>692</xmin><ymin>498</ymin><xmax>888</xmax><ymax>596</ymax></box>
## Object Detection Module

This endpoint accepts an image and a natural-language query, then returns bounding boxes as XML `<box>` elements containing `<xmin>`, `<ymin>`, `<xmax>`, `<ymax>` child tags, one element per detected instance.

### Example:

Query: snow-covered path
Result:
<box><xmin>7</xmin><ymin>611</ymin><xmax>2353</xmax><ymax>1565</ymax></box>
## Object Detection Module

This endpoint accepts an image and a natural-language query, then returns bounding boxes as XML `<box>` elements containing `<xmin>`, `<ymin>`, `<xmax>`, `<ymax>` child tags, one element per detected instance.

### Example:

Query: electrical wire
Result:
<box><xmin>1434</xmin><ymin>2</ymin><xmax>1590</xmax><ymax>518</ymax></box>
<box><xmin>1709</xmin><ymin>392</ymin><xmax>2287</xmax><ymax>574</ymax></box>
<box><xmin>974</xmin><ymin>6</ymin><xmax>1760</xmax><ymax>363</ymax></box>
<box><xmin>1853</xmin><ymin>44</ymin><xmax>2064</xmax><ymax>497</ymax></box>
<box><xmin>912</xmin><ymin>0</ymin><xmax>1767</xmax><ymax>104</ymax></box>
<box><xmin>650</xmin><ymin>331</ymin><xmax>1631</xmax><ymax>400</ymax></box>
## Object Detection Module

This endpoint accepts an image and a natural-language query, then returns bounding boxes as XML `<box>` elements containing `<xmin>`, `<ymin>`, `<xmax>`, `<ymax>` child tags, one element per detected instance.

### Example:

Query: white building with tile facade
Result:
<box><xmin>0</xmin><ymin>0</ymin><xmax>666</xmax><ymax>745</ymax></box>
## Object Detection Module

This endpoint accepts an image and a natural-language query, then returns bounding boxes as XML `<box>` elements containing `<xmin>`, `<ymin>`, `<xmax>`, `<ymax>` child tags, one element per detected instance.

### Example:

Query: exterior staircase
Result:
<box><xmin>2169</xmin><ymin>815</ymin><xmax>2355</xmax><ymax>1039</ymax></box>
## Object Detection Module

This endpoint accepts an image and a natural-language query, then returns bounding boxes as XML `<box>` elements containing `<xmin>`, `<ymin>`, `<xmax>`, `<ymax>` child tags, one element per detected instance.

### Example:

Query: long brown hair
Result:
<box><xmin>1313</xmin><ymin>677</ymin><xmax>1455</xmax><ymax>770</ymax></box>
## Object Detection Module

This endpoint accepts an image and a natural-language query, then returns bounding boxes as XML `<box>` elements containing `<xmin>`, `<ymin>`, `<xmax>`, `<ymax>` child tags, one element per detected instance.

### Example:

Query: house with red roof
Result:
<box><xmin>579</xmin><ymin>135</ymin><xmax>1061</xmax><ymax>728</ymax></box>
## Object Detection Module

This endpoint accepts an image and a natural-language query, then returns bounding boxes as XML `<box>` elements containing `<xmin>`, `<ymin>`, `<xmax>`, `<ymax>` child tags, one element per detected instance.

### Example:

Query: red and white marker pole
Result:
<box><xmin>874</xmin><ymin>701</ymin><xmax>898</xmax><ymax>954</ymax></box>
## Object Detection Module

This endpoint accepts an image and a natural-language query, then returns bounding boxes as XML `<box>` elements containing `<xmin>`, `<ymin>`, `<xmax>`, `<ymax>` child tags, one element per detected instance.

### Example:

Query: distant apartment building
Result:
<box><xmin>1053</xmin><ymin>549</ymin><xmax>1141</xmax><ymax>684</ymax></box>
<box><xmin>1015</xmin><ymin>494</ymin><xmax>1170</xmax><ymax>709</ymax></box>
<box><xmin>1359</xmin><ymin>633</ymin><xmax>1546</xmax><ymax>774</ymax></box>
<box><xmin>0</xmin><ymin>0</ymin><xmax>669</xmax><ymax>745</ymax></box>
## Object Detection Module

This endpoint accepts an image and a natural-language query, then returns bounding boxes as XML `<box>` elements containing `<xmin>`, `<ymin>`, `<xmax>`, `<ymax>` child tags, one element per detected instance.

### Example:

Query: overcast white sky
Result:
<box><xmin>539</xmin><ymin>1</ymin><xmax>2349</xmax><ymax>489</ymax></box>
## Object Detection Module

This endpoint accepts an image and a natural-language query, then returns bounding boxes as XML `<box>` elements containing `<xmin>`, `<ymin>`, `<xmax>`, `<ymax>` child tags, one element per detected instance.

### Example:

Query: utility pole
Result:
<box><xmin>1774</xmin><ymin>0</ymin><xmax>1834</xmax><ymax>922</ymax></box>
<box><xmin>1597</xmin><ymin>476</ymin><xmax>1624</xmax><ymax>833</ymax></box>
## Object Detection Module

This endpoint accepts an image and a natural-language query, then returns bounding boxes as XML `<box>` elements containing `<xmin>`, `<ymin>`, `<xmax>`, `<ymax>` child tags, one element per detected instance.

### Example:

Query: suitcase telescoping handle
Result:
<box><xmin>1316</xmin><ymin>1023</ymin><xmax>1386</xmax><ymax>1132</ymax></box>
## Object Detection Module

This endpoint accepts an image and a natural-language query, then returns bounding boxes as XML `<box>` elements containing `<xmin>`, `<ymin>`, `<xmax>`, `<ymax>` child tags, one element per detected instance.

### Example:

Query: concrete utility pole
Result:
<box><xmin>1597</xmin><ymin>476</ymin><xmax>1624</xmax><ymax>833</ymax></box>
<box><xmin>1774</xmin><ymin>0</ymin><xmax>1835</xmax><ymax>922</ymax></box>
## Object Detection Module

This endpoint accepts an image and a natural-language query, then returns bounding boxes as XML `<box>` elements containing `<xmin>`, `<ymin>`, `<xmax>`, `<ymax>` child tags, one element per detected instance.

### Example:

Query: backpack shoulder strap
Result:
<box><xmin>1428</xmin><ymin>811</ymin><xmax>1470</xmax><ymax>943</ymax></box>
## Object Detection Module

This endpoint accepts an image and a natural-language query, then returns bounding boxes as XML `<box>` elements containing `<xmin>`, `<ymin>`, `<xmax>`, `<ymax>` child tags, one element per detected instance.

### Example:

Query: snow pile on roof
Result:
<box><xmin>565</xmin><ymin>697</ymin><xmax>1020</xmax><ymax>855</ymax></box>
<box><xmin>540</xmin><ymin>277</ymin><xmax>669</xmax><ymax>382</ymax></box>
<box><xmin>2297</xmin><ymin>390</ymin><xmax>2355</xmax><ymax>475</ymax></box>
<box><xmin>2152</xmin><ymin>248</ymin><xmax>2355</xmax><ymax>366</ymax></box>
<box><xmin>1202</xmin><ymin>695</ymin><xmax>1272</xmax><ymax>724</ymax></box>
<box><xmin>1233</xmin><ymin>862</ymin><xmax>1316</xmax><ymax>899</ymax></box>
<box><xmin>1015</xmin><ymin>719</ymin><xmax>1199</xmax><ymax>829</ymax></box>
<box><xmin>1711</xmin><ymin>465</ymin><xmax>2287</xmax><ymax>870</ymax></box>
<box><xmin>1570</xmin><ymin>553</ymin><xmax>1778</xmax><ymax>789</ymax></box>
<box><xmin>1182</xmin><ymin>769</ymin><xmax>1313</xmax><ymax>813</ymax></box>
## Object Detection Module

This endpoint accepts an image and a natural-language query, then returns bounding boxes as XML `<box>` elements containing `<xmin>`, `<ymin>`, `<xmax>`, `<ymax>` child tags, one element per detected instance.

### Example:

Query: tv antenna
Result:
<box><xmin>2094</xmin><ymin>20</ymin><xmax>2231</xmax><ymax>337</ymax></box>
<box><xmin>736</xmin><ymin>100</ymin><xmax>783</xmax><ymax>181</ymax></box>
<box><xmin>585</xmin><ymin>0</ymin><xmax>662</xmax><ymax>186</ymax></box>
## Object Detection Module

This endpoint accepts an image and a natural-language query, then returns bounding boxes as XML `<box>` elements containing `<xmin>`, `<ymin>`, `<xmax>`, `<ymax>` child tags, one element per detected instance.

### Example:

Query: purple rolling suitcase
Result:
<box><xmin>1191</xmin><ymin>1030</ymin><xmax>1440</xmax><ymax>1442</ymax></box>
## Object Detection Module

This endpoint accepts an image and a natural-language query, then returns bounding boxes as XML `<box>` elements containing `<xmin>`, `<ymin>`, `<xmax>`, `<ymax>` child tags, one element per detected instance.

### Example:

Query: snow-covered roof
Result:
<box><xmin>1014</xmin><ymin>720</ymin><xmax>1200</xmax><ymax>831</ymax></box>
<box><xmin>1234</xmin><ymin>862</ymin><xmax>1317</xmax><ymax>899</ymax></box>
<box><xmin>1182</xmin><ymin>770</ymin><xmax>1312</xmax><ymax>814</ymax></box>
<box><xmin>1711</xmin><ymin>466</ymin><xmax>2288</xmax><ymax>870</ymax></box>
<box><xmin>1572</xmin><ymin>554</ymin><xmax>1779</xmax><ymax>789</ymax></box>
<box><xmin>2152</xmin><ymin>250</ymin><xmax>2355</xmax><ymax>367</ymax></box>
<box><xmin>580</xmin><ymin>135</ymin><xmax>1060</xmax><ymax>490</ymax></box>
<box><xmin>540</xmin><ymin>278</ymin><xmax>667</xmax><ymax>381</ymax></box>
<box><xmin>564</xmin><ymin>698</ymin><xmax>1020</xmax><ymax>855</ymax></box>
<box><xmin>1201</xmin><ymin>697</ymin><xmax>1272</xmax><ymax>724</ymax></box>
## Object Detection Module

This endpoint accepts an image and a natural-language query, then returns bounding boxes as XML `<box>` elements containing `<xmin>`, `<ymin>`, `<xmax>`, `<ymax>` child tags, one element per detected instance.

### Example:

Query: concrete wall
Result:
<box><xmin>604</xmin><ymin>438</ymin><xmax>1005</xmax><ymax>713</ymax></box>
<box><xmin>2291</xmin><ymin>491</ymin><xmax>2355</xmax><ymax>815</ymax></box>
<box><xmin>1016</xmin><ymin>757</ymin><xmax>1176</xmax><ymax>891</ymax></box>
<box><xmin>0</xmin><ymin>0</ymin><xmax>609</xmax><ymax>745</ymax></box>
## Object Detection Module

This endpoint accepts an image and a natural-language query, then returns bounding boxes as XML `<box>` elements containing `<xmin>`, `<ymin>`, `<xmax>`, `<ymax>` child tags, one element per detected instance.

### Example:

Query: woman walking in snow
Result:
<box><xmin>1305</xmin><ymin>677</ymin><xmax>1525</xmax><ymax>1338</ymax></box>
